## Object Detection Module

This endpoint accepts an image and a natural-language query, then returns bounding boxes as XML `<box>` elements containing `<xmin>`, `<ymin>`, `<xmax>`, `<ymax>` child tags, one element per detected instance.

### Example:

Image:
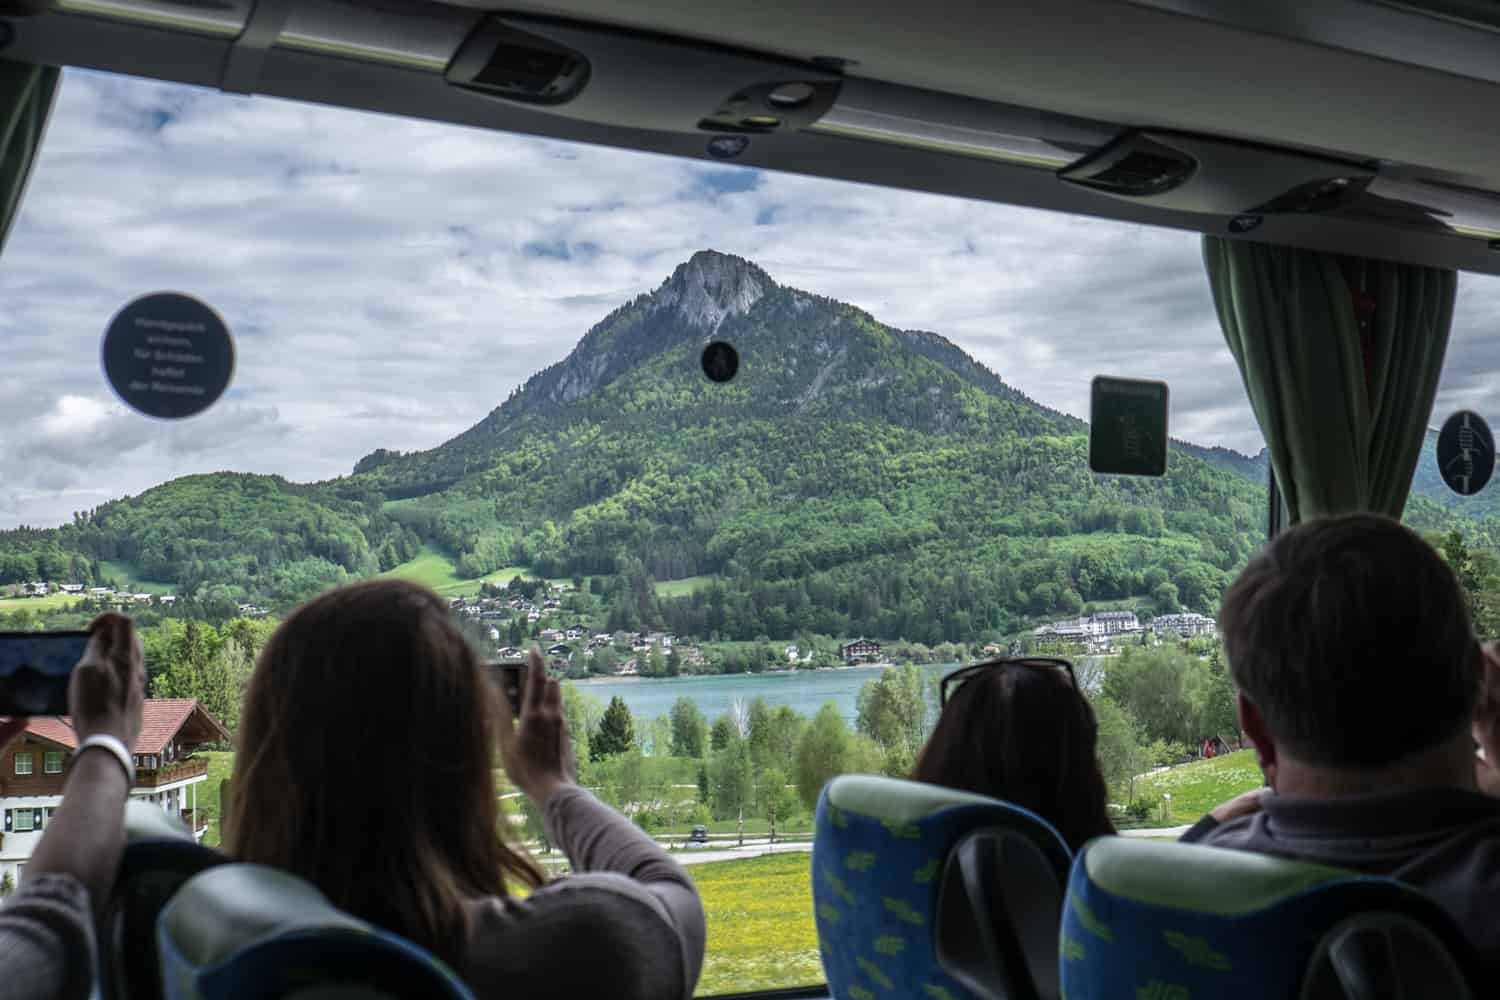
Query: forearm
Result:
<box><xmin>0</xmin><ymin>874</ymin><xmax>96</xmax><ymax>1000</ymax></box>
<box><xmin>543</xmin><ymin>784</ymin><xmax>695</xmax><ymax>887</ymax></box>
<box><xmin>25</xmin><ymin>752</ymin><xmax>131</xmax><ymax>911</ymax></box>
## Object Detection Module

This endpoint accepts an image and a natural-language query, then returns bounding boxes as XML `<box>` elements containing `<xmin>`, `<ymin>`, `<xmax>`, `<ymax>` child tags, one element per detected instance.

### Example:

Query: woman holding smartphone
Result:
<box><xmin>0</xmin><ymin>613</ymin><xmax>146</xmax><ymax>1000</ymax></box>
<box><xmin>224</xmin><ymin>579</ymin><xmax>706</xmax><ymax>1000</ymax></box>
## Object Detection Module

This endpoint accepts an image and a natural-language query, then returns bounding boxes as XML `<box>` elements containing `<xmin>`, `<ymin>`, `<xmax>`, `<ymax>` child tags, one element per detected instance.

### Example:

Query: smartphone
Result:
<box><xmin>488</xmin><ymin>660</ymin><xmax>527</xmax><ymax>717</ymax></box>
<box><xmin>0</xmin><ymin>631</ymin><xmax>89</xmax><ymax>717</ymax></box>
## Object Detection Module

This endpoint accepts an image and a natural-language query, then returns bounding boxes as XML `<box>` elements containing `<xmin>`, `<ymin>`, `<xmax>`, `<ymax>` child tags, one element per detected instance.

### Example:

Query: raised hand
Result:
<box><xmin>496</xmin><ymin>648</ymin><xmax>575</xmax><ymax>806</ymax></box>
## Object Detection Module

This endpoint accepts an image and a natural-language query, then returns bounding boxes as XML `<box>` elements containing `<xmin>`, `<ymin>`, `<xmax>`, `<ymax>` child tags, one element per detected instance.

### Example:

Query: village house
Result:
<box><xmin>615</xmin><ymin>658</ymin><xmax>640</xmax><ymax>677</ymax></box>
<box><xmin>546</xmin><ymin>644</ymin><xmax>573</xmax><ymax>658</ymax></box>
<box><xmin>539</xmin><ymin>628</ymin><xmax>563</xmax><ymax>643</ymax></box>
<box><xmin>0</xmin><ymin>699</ymin><xmax>228</xmax><ymax>885</ymax></box>
<box><xmin>840</xmin><ymin>638</ymin><xmax>882</xmax><ymax>663</ymax></box>
<box><xmin>497</xmin><ymin>646</ymin><xmax>522</xmax><ymax>659</ymax></box>
<box><xmin>58</xmin><ymin>584</ymin><xmax>83</xmax><ymax>595</ymax></box>
<box><xmin>785</xmin><ymin>644</ymin><xmax>800</xmax><ymax>663</ymax></box>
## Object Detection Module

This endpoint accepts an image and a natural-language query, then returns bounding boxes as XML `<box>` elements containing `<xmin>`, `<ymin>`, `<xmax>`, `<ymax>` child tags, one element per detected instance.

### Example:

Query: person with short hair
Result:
<box><xmin>913</xmin><ymin>657</ymin><xmax>1116</xmax><ymax>851</ymax></box>
<box><xmin>0</xmin><ymin>613</ymin><xmax>146</xmax><ymax>1000</ymax></box>
<box><xmin>225</xmin><ymin>579</ymin><xmax>706</xmax><ymax>1000</ymax></box>
<box><xmin>1185</xmin><ymin>513</ymin><xmax>1500</xmax><ymax>965</ymax></box>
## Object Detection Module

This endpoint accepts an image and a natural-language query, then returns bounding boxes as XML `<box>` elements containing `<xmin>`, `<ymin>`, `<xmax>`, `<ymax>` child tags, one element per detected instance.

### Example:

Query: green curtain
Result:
<box><xmin>0</xmin><ymin>59</ymin><xmax>59</xmax><ymax>257</ymax></box>
<box><xmin>1203</xmin><ymin>236</ymin><xmax>1455</xmax><ymax>523</ymax></box>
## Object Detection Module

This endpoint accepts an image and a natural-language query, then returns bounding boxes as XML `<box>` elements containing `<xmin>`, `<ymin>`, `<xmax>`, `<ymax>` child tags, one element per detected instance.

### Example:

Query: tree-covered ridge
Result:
<box><xmin>1</xmin><ymin>249</ymin><xmax>1481</xmax><ymax>640</ymax></box>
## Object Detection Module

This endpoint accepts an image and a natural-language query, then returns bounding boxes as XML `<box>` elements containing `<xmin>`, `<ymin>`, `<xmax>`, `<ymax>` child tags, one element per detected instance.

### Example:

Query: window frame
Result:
<box><xmin>14</xmin><ymin>752</ymin><xmax>33</xmax><ymax>776</ymax></box>
<box><xmin>42</xmin><ymin>751</ymin><xmax>63</xmax><ymax>774</ymax></box>
<box><xmin>14</xmin><ymin>809</ymin><xmax>33</xmax><ymax>832</ymax></box>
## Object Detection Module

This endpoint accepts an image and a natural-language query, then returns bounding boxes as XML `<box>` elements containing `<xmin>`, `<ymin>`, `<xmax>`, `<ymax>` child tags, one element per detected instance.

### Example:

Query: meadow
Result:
<box><xmin>688</xmin><ymin>852</ymin><xmax>821</xmax><ymax>996</ymax></box>
<box><xmin>1130</xmin><ymin>749</ymin><xmax>1262</xmax><ymax>825</ymax></box>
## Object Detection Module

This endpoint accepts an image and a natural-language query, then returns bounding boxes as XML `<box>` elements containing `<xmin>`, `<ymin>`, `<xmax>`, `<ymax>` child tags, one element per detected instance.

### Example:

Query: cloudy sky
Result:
<box><xmin>3</xmin><ymin>68</ymin><xmax>1500</xmax><ymax>529</ymax></box>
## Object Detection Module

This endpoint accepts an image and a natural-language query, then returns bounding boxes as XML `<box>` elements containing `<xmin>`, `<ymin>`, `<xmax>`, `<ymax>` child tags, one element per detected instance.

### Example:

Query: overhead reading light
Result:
<box><xmin>807</xmin><ymin>78</ymin><xmax>1097</xmax><ymax>169</ymax></box>
<box><xmin>447</xmin><ymin>14</ymin><xmax>840</xmax><ymax>135</ymax></box>
<box><xmin>1059</xmin><ymin>131</ymin><xmax>1374</xmax><ymax>216</ymax></box>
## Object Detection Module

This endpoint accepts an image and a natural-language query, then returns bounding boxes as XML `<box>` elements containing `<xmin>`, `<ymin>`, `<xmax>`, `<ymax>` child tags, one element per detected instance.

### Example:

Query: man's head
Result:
<box><xmin>1220</xmin><ymin>513</ymin><xmax>1479</xmax><ymax>774</ymax></box>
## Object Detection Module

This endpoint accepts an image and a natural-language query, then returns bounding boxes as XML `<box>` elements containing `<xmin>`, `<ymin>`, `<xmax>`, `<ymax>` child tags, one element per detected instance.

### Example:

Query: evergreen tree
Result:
<box><xmin>592</xmin><ymin>695</ymin><xmax>635</xmax><ymax>760</ymax></box>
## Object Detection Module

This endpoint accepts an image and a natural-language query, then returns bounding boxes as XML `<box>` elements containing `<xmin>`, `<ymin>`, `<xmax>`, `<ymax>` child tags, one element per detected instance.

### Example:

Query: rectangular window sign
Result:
<box><xmin>1089</xmin><ymin>375</ymin><xmax>1169</xmax><ymax>477</ymax></box>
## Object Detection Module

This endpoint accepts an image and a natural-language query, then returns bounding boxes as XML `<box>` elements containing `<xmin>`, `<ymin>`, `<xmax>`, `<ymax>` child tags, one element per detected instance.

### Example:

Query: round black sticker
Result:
<box><xmin>702</xmin><ymin>341</ymin><xmax>739</xmax><ymax>383</ymax></box>
<box><xmin>1437</xmin><ymin>410</ymin><xmax>1495</xmax><ymax>496</ymax></box>
<box><xmin>101</xmin><ymin>293</ymin><xmax>234</xmax><ymax>419</ymax></box>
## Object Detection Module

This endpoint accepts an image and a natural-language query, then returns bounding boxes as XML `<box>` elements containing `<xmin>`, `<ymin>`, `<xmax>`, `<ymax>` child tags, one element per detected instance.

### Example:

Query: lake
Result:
<box><xmin>575</xmin><ymin>663</ymin><xmax>954</xmax><ymax>724</ymax></box>
<box><xmin>573</xmin><ymin>656</ymin><xmax>1106</xmax><ymax>724</ymax></box>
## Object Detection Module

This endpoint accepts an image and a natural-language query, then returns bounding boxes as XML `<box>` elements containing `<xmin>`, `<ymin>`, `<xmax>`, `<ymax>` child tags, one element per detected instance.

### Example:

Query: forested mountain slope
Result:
<box><xmin>3</xmin><ymin>250</ymin><xmax>1477</xmax><ymax>640</ymax></box>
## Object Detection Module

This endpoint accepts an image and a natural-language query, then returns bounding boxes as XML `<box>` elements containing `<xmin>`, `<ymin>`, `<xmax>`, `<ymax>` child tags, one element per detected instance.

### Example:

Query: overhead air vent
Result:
<box><xmin>1058</xmin><ymin>131</ymin><xmax>1374</xmax><ymax>216</ymax></box>
<box><xmin>447</xmin><ymin>14</ymin><xmax>841</xmax><ymax>135</ymax></box>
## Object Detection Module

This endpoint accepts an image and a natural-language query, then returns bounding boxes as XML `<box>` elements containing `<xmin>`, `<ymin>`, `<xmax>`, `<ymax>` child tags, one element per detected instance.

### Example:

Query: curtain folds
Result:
<box><xmin>0</xmin><ymin>58</ymin><xmax>59</xmax><ymax>257</ymax></box>
<box><xmin>1203</xmin><ymin>236</ymin><xmax>1456</xmax><ymax>524</ymax></box>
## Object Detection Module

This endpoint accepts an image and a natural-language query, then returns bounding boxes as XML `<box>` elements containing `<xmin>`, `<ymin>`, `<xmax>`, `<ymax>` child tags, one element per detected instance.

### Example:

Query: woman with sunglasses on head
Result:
<box><xmin>911</xmin><ymin>657</ymin><xmax>1116</xmax><ymax>852</ymax></box>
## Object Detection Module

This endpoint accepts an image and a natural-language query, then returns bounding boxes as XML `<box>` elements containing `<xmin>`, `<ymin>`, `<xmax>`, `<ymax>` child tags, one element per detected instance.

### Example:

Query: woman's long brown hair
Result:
<box><xmin>225</xmin><ymin>579</ymin><xmax>543</xmax><ymax>963</ymax></box>
<box><xmin>912</xmin><ymin>663</ymin><xmax>1116</xmax><ymax>852</ymax></box>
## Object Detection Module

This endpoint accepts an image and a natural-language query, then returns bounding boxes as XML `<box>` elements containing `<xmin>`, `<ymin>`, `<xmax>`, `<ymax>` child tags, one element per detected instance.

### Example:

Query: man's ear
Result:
<box><xmin>1238</xmin><ymin>692</ymin><xmax>1278</xmax><ymax>789</ymax></box>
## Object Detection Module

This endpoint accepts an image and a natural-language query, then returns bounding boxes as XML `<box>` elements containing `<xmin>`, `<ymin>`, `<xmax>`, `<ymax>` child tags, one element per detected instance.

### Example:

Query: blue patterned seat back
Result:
<box><xmin>1061</xmin><ymin>838</ymin><xmax>1480</xmax><ymax>999</ymax></box>
<box><xmin>812</xmin><ymin>775</ymin><xmax>1071</xmax><ymax>1000</ymax></box>
<box><xmin>156</xmin><ymin>863</ymin><xmax>474</xmax><ymax>1000</ymax></box>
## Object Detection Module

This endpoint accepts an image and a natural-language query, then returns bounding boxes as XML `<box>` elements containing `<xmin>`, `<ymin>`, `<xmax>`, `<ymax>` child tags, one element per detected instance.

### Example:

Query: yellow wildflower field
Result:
<box><xmin>689</xmin><ymin>852</ymin><xmax>823</xmax><ymax>996</ymax></box>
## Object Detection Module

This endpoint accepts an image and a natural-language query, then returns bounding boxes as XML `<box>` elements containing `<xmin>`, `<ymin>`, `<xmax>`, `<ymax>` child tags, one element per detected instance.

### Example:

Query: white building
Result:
<box><xmin>1152</xmin><ymin>612</ymin><xmax>1218</xmax><ymax>637</ymax></box>
<box><xmin>0</xmin><ymin>700</ymin><xmax>229</xmax><ymax>885</ymax></box>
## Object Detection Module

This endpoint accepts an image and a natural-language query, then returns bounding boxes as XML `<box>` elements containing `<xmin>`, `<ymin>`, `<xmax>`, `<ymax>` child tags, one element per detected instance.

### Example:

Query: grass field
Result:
<box><xmin>379</xmin><ymin>547</ymin><xmax>577</xmax><ymax>598</ymax></box>
<box><xmin>689</xmin><ymin>852</ymin><xmax>821</xmax><ymax>996</ymax></box>
<box><xmin>98</xmin><ymin>561</ymin><xmax>175</xmax><ymax>593</ymax></box>
<box><xmin>654</xmin><ymin>575</ymin><xmax>718</xmax><ymax>598</ymax></box>
<box><xmin>1132</xmin><ymin>750</ymin><xmax>1262</xmax><ymax>825</ymax></box>
<box><xmin>0</xmin><ymin>592</ymin><xmax>85</xmax><ymax>613</ymax></box>
<box><xmin>196</xmin><ymin>750</ymin><xmax>235</xmax><ymax>847</ymax></box>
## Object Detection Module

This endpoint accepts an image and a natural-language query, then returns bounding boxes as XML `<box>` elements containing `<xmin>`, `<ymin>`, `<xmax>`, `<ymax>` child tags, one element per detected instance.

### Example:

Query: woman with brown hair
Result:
<box><xmin>224</xmin><ymin>579</ymin><xmax>705</xmax><ymax>999</ymax></box>
<box><xmin>912</xmin><ymin>657</ymin><xmax>1116</xmax><ymax>852</ymax></box>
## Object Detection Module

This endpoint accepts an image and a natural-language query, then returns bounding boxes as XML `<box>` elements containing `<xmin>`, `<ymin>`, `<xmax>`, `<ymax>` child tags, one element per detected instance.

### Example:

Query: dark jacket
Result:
<box><xmin>1183</xmin><ymin>786</ymin><xmax>1500</xmax><ymax>972</ymax></box>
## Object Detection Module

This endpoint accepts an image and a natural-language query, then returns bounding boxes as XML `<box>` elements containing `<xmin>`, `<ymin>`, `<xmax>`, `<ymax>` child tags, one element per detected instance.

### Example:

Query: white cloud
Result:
<box><xmin>6</xmin><ymin>68</ymin><xmax>1499</xmax><ymax>528</ymax></box>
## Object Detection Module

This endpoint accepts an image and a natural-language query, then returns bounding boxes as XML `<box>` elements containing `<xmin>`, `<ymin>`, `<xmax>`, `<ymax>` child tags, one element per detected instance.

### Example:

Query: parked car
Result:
<box><xmin>688</xmin><ymin>825</ymin><xmax>709</xmax><ymax>845</ymax></box>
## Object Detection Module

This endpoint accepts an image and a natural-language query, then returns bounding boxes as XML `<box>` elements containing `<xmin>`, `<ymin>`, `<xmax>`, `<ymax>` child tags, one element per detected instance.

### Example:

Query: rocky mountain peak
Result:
<box><xmin>655</xmin><ymin>249</ymin><xmax>772</xmax><ymax>330</ymax></box>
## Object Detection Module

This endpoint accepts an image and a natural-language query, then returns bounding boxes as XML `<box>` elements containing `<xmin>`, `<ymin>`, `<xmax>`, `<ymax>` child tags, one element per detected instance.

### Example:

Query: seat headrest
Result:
<box><xmin>813</xmin><ymin>775</ymin><xmax>1071</xmax><ymax>1000</ymax></box>
<box><xmin>1062</xmin><ymin>837</ymin><xmax>1479</xmax><ymax>999</ymax></box>
<box><xmin>157</xmin><ymin>864</ymin><xmax>474</xmax><ymax>1000</ymax></box>
<box><xmin>125</xmin><ymin>799</ymin><xmax>193</xmax><ymax>843</ymax></box>
<box><xmin>825</xmin><ymin>773</ymin><xmax>1049</xmax><ymax>825</ymax></box>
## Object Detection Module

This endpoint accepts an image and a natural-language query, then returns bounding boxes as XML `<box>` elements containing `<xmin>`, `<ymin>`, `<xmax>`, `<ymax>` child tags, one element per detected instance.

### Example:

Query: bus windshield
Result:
<box><xmin>5</xmin><ymin>67</ymin><xmax>1492</xmax><ymax>995</ymax></box>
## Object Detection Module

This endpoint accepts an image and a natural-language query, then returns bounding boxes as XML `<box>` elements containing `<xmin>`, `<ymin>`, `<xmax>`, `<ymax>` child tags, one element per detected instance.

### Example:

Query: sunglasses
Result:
<box><xmin>940</xmin><ymin>657</ymin><xmax>1078</xmax><ymax>706</ymax></box>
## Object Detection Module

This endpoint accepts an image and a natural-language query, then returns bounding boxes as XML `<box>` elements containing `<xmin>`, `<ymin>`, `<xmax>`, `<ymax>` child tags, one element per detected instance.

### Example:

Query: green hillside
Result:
<box><xmin>0</xmin><ymin>250</ymin><xmax>1488</xmax><ymax>638</ymax></box>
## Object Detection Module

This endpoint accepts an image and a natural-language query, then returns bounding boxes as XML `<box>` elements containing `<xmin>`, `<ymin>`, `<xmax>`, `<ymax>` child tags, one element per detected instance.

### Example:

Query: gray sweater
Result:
<box><xmin>0</xmin><ymin>873</ymin><xmax>96</xmax><ymax>1000</ymax></box>
<box><xmin>460</xmin><ymin>784</ymin><xmax>708</xmax><ymax>999</ymax></box>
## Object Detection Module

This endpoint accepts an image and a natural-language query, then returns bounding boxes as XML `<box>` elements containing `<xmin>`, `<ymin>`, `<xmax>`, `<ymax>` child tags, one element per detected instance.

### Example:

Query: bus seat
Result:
<box><xmin>99</xmin><ymin>800</ymin><xmax>229</xmax><ymax>1000</ymax></box>
<box><xmin>812</xmin><ymin>774</ymin><xmax>1072</xmax><ymax>1000</ymax></box>
<box><xmin>156</xmin><ymin>863</ymin><xmax>474</xmax><ymax>1000</ymax></box>
<box><xmin>1061</xmin><ymin>837</ymin><xmax>1480</xmax><ymax>998</ymax></box>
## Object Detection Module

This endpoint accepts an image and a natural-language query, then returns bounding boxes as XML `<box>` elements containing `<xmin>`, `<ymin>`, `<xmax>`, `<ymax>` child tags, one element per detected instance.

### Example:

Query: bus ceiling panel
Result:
<box><xmin>278</xmin><ymin>0</ymin><xmax>480</xmax><ymax>71</ymax></box>
<box><xmin>1</xmin><ymin>10</ymin><xmax>233</xmax><ymax>87</ymax></box>
<box><xmin>11</xmin><ymin>10</ymin><xmax>1500</xmax><ymax>276</ymax></box>
<box><xmin>473</xmin><ymin>0</ymin><xmax>1500</xmax><ymax>195</ymax></box>
<box><xmin>1120</xmin><ymin>0</ymin><xmax>1500</xmax><ymax>91</ymax></box>
<box><xmin>49</xmin><ymin>0</ymin><xmax>248</xmax><ymax>37</ymax></box>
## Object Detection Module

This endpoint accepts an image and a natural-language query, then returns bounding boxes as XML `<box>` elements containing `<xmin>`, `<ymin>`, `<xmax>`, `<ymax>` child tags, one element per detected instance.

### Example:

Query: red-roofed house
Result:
<box><xmin>0</xmin><ymin>699</ymin><xmax>229</xmax><ymax>884</ymax></box>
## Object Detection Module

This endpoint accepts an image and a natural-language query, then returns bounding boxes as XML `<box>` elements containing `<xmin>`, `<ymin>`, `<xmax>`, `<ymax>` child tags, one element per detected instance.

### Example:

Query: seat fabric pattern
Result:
<box><xmin>812</xmin><ymin>775</ymin><xmax>1070</xmax><ymax>1000</ymax></box>
<box><xmin>1061</xmin><ymin>837</ymin><xmax>1476</xmax><ymax>999</ymax></box>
